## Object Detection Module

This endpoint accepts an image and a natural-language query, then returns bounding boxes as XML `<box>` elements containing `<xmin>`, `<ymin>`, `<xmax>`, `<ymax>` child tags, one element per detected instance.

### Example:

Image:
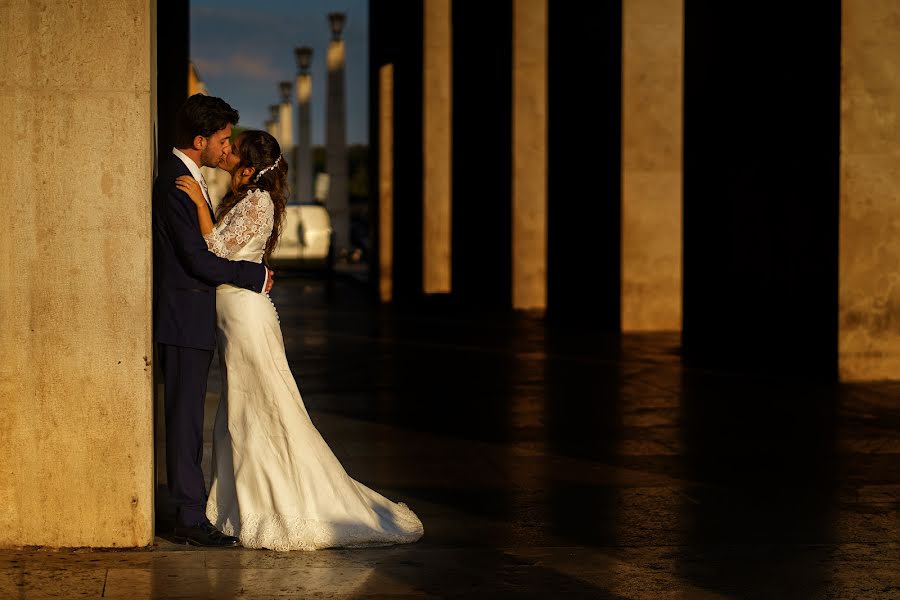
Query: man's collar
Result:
<box><xmin>172</xmin><ymin>147</ymin><xmax>205</xmax><ymax>182</ymax></box>
<box><xmin>172</xmin><ymin>147</ymin><xmax>212</xmax><ymax>209</ymax></box>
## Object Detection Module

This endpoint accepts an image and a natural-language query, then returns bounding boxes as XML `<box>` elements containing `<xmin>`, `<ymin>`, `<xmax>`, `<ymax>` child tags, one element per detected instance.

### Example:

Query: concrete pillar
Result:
<box><xmin>512</xmin><ymin>0</ymin><xmax>547</xmax><ymax>311</ymax></box>
<box><xmin>546</xmin><ymin>3</ymin><xmax>622</xmax><ymax>329</ymax></box>
<box><xmin>682</xmin><ymin>3</ymin><xmax>840</xmax><ymax>377</ymax></box>
<box><xmin>840</xmin><ymin>0</ymin><xmax>900</xmax><ymax>381</ymax></box>
<box><xmin>0</xmin><ymin>0</ymin><xmax>153</xmax><ymax>547</ymax></box>
<box><xmin>451</xmin><ymin>1</ymin><xmax>513</xmax><ymax>309</ymax></box>
<box><xmin>621</xmin><ymin>0</ymin><xmax>683</xmax><ymax>331</ymax></box>
<box><xmin>278</xmin><ymin>80</ymin><xmax>293</xmax><ymax>149</ymax></box>
<box><xmin>267</xmin><ymin>104</ymin><xmax>280</xmax><ymax>140</ymax></box>
<box><xmin>326</xmin><ymin>12</ymin><xmax>351</xmax><ymax>253</ymax></box>
<box><xmin>156</xmin><ymin>1</ymin><xmax>189</xmax><ymax>165</ymax></box>
<box><xmin>423</xmin><ymin>0</ymin><xmax>453</xmax><ymax>294</ymax></box>
<box><xmin>380</xmin><ymin>64</ymin><xmax>395</xmax><ymax>303</ymax></box>
<box><xmin>294</xmin><ymin>47</ymin><xmax>314</xmax><ymax>203</ymax></box>
<box><xmin>372</xmin><ymin>1</ymin><xmax>424</xmax><ymax>304</ymax></box>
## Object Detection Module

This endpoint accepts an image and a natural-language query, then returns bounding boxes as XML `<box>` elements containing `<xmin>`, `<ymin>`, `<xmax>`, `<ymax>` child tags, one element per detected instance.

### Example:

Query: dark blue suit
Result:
<box><xmin>153</xmin><ymin>152</ymin><xmax>266</xmax><ymax>527</ymax></box>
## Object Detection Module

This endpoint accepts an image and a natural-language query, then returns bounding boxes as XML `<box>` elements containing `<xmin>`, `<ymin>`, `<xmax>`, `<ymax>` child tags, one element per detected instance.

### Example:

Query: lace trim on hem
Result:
<box><xmin>207</xmin><ymin>503</ymin><xmax>424</xmax><ymax>552</ymax></box>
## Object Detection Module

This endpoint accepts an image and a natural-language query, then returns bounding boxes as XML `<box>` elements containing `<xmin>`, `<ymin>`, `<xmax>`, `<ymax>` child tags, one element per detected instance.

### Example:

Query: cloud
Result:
<box><xmin>193</xmin><ymin>54</ymin><xmax>282</xmax><ymax>81</ymax></box>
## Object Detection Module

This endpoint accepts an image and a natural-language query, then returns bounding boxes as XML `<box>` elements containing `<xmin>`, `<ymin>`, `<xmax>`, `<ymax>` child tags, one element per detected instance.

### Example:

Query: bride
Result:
<box><xmin>174</xmin><ymin>130</ymin><xmax>423</xmax><ymax>551</ymax></box>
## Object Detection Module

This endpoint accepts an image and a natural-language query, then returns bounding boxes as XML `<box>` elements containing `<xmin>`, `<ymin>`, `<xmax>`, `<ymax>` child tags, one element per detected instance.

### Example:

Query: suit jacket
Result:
<box><xmin>153</xmin><ymin>153</ymin><xmax>266</xmax><ymax>350</ymax></box>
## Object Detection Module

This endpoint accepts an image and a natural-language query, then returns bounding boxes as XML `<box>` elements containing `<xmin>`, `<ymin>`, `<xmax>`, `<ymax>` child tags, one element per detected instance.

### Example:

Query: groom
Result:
<box><xmin>153</xmin><ymin>94</ymin><xmax>273</xmax><ymax>546</ymax></box>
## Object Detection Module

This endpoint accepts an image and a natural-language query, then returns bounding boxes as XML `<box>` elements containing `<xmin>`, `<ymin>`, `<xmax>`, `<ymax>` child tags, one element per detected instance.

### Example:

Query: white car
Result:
<box><xmin>271</xmin><ymin>203</ymin><xmax>334</xmax><ymax>269</ymax></box>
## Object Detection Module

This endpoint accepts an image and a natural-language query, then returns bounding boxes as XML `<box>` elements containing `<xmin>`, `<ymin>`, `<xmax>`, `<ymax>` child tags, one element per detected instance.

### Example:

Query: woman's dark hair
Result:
<box><xmin>216</xmin><ymin>130</ymin><xmax>288</xmax><ymax>267</ymax></box>
<box><xmin>174</xmin><ymin>94</ymin><xmax>240</xmax><ymax>148</ymax></box>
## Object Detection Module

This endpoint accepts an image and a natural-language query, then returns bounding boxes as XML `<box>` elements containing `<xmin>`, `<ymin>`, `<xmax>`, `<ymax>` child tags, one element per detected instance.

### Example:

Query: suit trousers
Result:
<box><xmin>159</xmin><ymin>343</ymin><xmax>214</xmax><ymax>528</ymax></box>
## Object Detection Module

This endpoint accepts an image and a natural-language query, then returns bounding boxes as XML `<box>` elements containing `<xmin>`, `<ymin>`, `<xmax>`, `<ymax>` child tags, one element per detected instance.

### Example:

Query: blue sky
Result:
<box><xmin>190</xmin><ymin>0</ymin><xmax>369</xmax><ymax>145</ymax></box>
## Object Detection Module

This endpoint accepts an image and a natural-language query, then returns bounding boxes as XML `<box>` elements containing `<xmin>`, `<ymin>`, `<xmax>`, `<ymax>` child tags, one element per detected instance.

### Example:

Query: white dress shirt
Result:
<box><xmin>172</xmin><ymin>147</ymin><xmax>269</xmax><ymax>294</ymax></box>
<box><xmin>172</xmin><ymin>147</ymin><xmax>213</xmax><ymax>210</ymax></box>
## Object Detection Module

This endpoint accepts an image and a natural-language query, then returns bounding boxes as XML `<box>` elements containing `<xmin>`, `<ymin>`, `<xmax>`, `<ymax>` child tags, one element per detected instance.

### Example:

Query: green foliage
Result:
<box><xmin>230</xmin><ymin>125</ymin><xmax>247</xmax><ymax>140</ymax></box>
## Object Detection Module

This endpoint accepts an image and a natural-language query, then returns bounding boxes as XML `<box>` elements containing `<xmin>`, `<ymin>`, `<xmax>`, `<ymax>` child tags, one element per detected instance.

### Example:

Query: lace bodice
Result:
<box><xmin>203</xmin><ymin>188</ymin><xmax>274</xmax><ymax>263</ymax></box>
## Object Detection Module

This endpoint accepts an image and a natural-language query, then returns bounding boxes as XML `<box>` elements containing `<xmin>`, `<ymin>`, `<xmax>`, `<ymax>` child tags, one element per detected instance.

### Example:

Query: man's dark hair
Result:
<box><xmin>174</xmin><ymin>94</ymin><xmax>240</xmax><ymax>148</ymax></box>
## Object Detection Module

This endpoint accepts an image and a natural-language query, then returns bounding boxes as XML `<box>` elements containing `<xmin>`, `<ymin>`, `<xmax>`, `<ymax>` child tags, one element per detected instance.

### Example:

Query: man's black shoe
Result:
<box><xmin>173</xmin><ymin>521</ymin><xmax>240</xmax><ymax>547</ymax></box>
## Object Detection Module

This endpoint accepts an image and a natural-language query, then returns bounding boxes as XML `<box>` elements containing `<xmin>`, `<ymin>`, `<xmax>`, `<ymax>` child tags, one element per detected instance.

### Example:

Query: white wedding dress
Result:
<box><xmin>202</xmin><ymin>188</ymin><xmax>424</xmax><ymax>551</ymax></box>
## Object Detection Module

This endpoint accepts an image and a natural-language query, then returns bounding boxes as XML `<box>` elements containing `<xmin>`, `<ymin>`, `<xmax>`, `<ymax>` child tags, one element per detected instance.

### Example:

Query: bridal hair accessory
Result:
<box><xmin>253</xmin><ymin>155</ymin><xmax>282</xmax><ymax>183</ymax></box>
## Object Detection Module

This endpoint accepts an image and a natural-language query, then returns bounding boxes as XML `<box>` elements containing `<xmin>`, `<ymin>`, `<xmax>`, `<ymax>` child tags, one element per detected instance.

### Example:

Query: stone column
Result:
<box><xmin>326</xmin><ymin>12</ymin><xmax>351</xmax><ymax>253</ymax></box>
<box><xmin>546</xmin><ymin>3</ymin><xmax>622</xmax><ymax>329</ymax></box>
<box><xmin>621</xmin><ymin>0</ymin><xmax>683</xmax><ymax>331</ymax></box>
<box><xmin>840</xmin><ymin>1</ymin><xmax>900</xmax><ymax>381</ymax></box>
<box><xmin>0</xmin><ymin>0</ymin><xmax>153</xmax><ymax>547</ymax></box>
<box><xmin>451</xmin><ymin>2</ymin><xmax>514</xmax><ymax>309</ymax></box>
<box><xmin>294</xmin><ymin>47</ymin><xmax>314</xmax><ymax>203</ymax></box>
<box><xmin>267</xmin><ymin>104</ymin><xmax>280</xmax><ymax>139</ymax></box>
<box><xmin>423</xmin><ymin>0</ymin><xmax>452</xmax><ymax>294</ymax></box>
<box><xmin>278</xmin><ymin>80</ymin><xmax>293</xmax><ymax>149</ymax></box>
<box><xmin>371</xmin><ymin>1</ymin><xmax>424</xmax><ymax>304</ymax></box>
<box><xmin>379</xmin><ymin>64</ymin><xmax>394</xmax><ymax>302</ymax></box>
<box><xmin>682</xmin><ymin>3</ymin><xmax>840</xmax><ymax>377</ymax></box>
<box><xmin>512</xmin><ymin>0</ymin><xmax>547</xmax><ymax>311</ymax></box>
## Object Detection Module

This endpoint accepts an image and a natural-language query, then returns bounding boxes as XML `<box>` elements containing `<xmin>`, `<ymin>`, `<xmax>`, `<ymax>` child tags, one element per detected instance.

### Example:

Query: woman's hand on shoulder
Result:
<box><xmin>175</xmin><ymin>176</ymin><xmax>207</xmax><ymax>207</ymax></box>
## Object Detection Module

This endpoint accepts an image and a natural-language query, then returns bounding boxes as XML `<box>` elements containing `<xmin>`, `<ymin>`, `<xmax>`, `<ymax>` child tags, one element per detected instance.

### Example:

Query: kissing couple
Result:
<box><xmin>152</xmin><ymin>93</ymin><xmax>424</xmax><ymax>550</ymax></box>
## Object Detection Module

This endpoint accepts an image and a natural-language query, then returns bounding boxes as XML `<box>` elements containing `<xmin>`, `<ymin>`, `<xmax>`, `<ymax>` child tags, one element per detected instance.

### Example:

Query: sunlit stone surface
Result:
<box><xmin>621</xmin><ymin>0</ymin><xmax>683</xmax><ymax>332</ymax></box>
<box><xmin>379</xmin><ymin>65</ymin><xmax>394</xmax><ymax>303</ymax></box>
<box><xmin>840</xmin><ymin>0</ymin><xmax>900</xmax><ymax>381</ymax></box>
<box><xmin>512</xmin><ymin>0</ymin><xmax>547</xmax><ymax>311</ymax></box>
<box><xmin>0</xmin><ymin>0</ymin><xmax>153</xmax><ymax>548</ymax></box>
<box><xmin>423</xmin><ymin>0</ymin><xmax>453</xmax><ymax>295</ymax></box>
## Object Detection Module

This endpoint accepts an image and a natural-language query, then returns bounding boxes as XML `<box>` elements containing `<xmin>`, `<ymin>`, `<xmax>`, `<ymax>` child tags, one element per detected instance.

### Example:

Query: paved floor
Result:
<box><xmin>4</xmin><ymin>273</ymin><xmax>900</xmax><ymax>598</ymax></box>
